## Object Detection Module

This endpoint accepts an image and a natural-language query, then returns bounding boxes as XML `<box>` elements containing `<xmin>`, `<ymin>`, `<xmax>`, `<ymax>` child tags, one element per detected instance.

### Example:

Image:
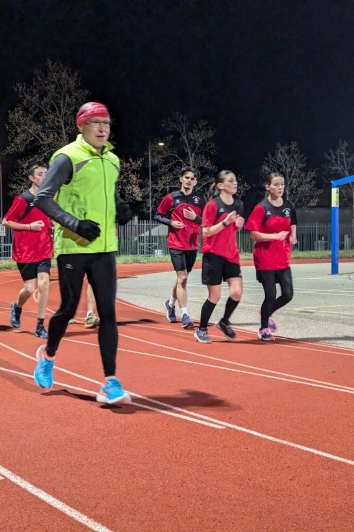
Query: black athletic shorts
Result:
<box><xmin>169</xmin><ymin>249</ymin><xmax>198</xmax><ymax>273</ymax></box>
<box><xmin>17</xmin><ymin>259</ymin><xmax>51</xmax><ymax>282</ymax></box>
<box><xmin>202</xmin><ymin>253</ymin><xmax>242</xmax><ymax>286</ymax></box>
<box><xmin>256</xmin><ymin>267</ymin><xmax>292</xmax><ymax>285</ymax></box>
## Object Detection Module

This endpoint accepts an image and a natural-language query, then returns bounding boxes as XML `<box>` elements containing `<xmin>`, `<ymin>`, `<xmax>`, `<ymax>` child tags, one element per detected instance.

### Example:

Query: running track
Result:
<box><xmin>0</xmin><ymin>263</ymin><xmax>354</xmax><ymax>531</ymax></box>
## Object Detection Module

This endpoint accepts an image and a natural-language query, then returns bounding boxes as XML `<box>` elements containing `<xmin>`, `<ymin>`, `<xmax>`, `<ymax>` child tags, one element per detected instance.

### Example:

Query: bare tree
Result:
<box><xmin>260</xmin><ymin>142</ymin><xmax>321</xmax><ymax>208</ymax></box>
<box><xmin>323</xmin><ymin>140</ymin><xmax>354</xmax><ymax>215</ymax></box>
<box><xmin>144</xmin><ymin>112</ymin><xmax>248</xmax><ymax>211</ymax></box>
<box><xmin>4</xmin><ymin>61</ymin><xmax>144</xmax><ymax>203</ymax></box>
<box><xmin>4</xmin><ymin>60</ymin><xmax>90</xmax><ymax>195</ymax></box>
<box><xmin>118</xmin><ymin>157</ymin><xmax>144</xmax><ymax>202</ymax></box>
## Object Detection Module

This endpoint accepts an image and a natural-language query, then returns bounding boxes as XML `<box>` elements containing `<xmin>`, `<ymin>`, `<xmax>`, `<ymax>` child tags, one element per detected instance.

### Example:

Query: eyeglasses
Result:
<box><xmin>86</xmin><ymin>120</ymin><xmax>111</xmax><ymax>128</ymax></box>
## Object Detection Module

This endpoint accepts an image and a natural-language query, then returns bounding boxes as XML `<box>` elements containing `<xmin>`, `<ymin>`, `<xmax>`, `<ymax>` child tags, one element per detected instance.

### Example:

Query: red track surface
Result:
<box><xmin>1</xmin><ymin>264</ymin><xmax>354</xmax><ymax>531</ymax></box>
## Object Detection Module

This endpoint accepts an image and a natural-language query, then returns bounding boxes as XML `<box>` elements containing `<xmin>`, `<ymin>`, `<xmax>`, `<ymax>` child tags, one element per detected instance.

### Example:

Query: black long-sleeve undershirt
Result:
<box><xmin>154</xmin><ymin>211</ymin><xmax>202</xmax><ymax>226</ymax></box>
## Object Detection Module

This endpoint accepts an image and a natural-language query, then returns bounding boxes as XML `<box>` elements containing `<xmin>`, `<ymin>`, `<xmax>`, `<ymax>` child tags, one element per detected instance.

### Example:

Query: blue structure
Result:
<box><xmin>331</xmin><ymin>174</ymin><xmax>354</xmax><ymax>274</ymax></box>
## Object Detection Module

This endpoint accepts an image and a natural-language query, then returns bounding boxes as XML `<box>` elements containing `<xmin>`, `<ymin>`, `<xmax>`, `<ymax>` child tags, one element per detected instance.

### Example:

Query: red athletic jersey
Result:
<box><xmin>202</xmin><ymin>196</ymin><xmax>244</xmax><ymax>263</ymax></box>
<box><xmin>5</xmin><ymin>191</ymin><xmax>53</xmax><ymax>263</ymax></box>
<box><xmin>245</xmin><ymin>198</ymin><xmax>297</xmax><ymax>270</ymax></box>
<box><xmin>156</xmin><ymin>190</ymin><xmax>206</xmax><ymax>250</ymax></box>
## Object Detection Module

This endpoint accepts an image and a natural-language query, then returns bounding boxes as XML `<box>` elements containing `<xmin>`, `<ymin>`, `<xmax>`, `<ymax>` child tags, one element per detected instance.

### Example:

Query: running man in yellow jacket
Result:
<box><xmin>33</xmin><ymin>102</ymin><xmax>132</xmax><ymax>405</ymax></box>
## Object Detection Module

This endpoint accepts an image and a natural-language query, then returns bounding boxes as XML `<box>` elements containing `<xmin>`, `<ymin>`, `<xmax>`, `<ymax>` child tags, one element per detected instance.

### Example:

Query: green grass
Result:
<box><xmin>0</xmin><ymin>250</ymin><xmax>353</xmax><ymax>270</ymax></box>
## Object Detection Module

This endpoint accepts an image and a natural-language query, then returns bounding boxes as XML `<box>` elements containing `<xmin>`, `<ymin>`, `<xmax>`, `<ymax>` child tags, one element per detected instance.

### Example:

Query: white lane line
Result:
<box><xmin>115</xmin><ymin>335</ymin><xmax>354</xmax><ymax>393</ymax></box>
<box><xmin>0</xmin><ymin>361</ymin><xmax>223</xmax><ymax>430</ymax></box>
<box><xmin>124</xmin><ymin>321</ymin><xmax>354</xmax><ymax>355</ymax></box>
<box><xmin>1</xmin><ymin>344</ymin><xmax>354</xmax><ymax>466</ymax></box>
<box><xmin>116</xmin><ymin>298</ymin><xmax>354</xmax><ymax>354</ymax></box>
<box><xmin>0</xmin><ymin>465</ymin><xmax>114</xmax><ymax>532</ymax></box>
<box><xmin>64</xmin><ymin>336</ymin><xmax>354</xmax><ymax>395</ymax></box>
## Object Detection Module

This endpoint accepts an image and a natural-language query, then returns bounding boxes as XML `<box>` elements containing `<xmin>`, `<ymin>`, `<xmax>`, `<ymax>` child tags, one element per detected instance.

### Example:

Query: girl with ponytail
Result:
<box><xmin>194</xmin><ymin>171</ymin><xmax>244</xmax><ymax>344</ymax></box>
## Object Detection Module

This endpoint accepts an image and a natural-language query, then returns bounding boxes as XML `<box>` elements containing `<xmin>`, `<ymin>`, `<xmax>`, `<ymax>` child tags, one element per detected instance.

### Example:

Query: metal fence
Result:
<box><xmin>1</xmin><ymin>222</ymin><xmax>353</xmax><ymax>259</ymax></box>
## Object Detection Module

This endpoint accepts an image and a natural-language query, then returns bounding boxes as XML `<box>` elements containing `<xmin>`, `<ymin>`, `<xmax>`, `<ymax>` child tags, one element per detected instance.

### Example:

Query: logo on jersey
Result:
<box><xmin>30</xmin><ymin>202</ymin><xmax>34</xmax><ymax>207</ymax></box>
<box><xmin>266</xmin><ymin>210</ymin><xmax>272</xmax><ymax>216</ymax></box>
<box><xmin>283</xmin><ymin>208</ymin><xmax>291</xmax><ymax>218</ymax></box>
<box><xmin>219</xmin><ymin>208</ymin><xmax>225</xmax><ymax>213</ymax></box>
<box><xmin>194</xmin><ymin>197</ymin><xmax>200</xmax><ymax>204</ymax></box>
<box><xmin>175</xmin><ymin>199</ymin><xmax>181</xmax><ymax>204</ymax></box>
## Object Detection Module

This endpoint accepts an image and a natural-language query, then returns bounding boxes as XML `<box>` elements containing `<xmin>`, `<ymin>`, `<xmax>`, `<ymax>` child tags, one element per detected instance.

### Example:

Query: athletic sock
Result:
<box><xmin>222</xmin><ymin>297</ymin><xmax>239</xmax><ymax>324</ymax></box>
<box><xmin>181</xmin><ymin>307</ymin><xmax>188</xmax><ymax>316</ymax></box>
<box><xmin>169</xmin><ymin>296</ymin><xmax>176</xmax><ymax>307</ymax></box>
<box><xmin>37</xmin><ymin>318</ymin><xmax>44</xmax><ymax>327</ymax></box>
<box><xmin>200</xmin><ymin>299</ymin><xmax>216</xmax><ymax>329</ymax></box>
<box><xmin>87</xmin><ymin>311</ymin><xmax>93</xmax><ymax>317</ymax></box>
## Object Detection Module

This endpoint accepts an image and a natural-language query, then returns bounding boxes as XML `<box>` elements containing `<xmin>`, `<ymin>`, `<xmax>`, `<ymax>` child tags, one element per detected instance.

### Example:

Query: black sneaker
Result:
<box><xmin>35</xmin><ymin>325</ymin><xmax>48</xmax><ymax>339</ymax></box>
<box><xmin>216</xmin><ymin>320</ymin><xmax>236</xmax><ymax>340</ymax></box>
<box><xmin>194</xmin><ymin>328</ymin><xmax>212</xmax><ymax>344</ymax></box>
<box><xmin>10</xmin><ymin>302</ymin><xmax>21</xmax><ymax>328</ymax></box>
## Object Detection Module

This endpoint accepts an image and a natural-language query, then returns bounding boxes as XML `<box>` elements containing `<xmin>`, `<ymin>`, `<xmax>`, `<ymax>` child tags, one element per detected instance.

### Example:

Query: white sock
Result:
<box><xmin>181</xmin><ymin>307</ymin><xmax>188</xmax><ymax>316</ymax></box>
<box><xmin>169</xmin><ymin>296</ymin><xmax>176</xmax><ymax>307</ymax></box>
<box><xmin>87</xmin><ymin>311</ymin><xmax>93</xmax><ymax>317</ymax></box>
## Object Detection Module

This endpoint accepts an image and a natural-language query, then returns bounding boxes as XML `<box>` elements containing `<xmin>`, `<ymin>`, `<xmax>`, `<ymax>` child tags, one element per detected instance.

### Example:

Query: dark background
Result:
<box><xmin>1</xmin><ymin>0</ymin><xmax>354</xmax><ymax>211</ymax></box>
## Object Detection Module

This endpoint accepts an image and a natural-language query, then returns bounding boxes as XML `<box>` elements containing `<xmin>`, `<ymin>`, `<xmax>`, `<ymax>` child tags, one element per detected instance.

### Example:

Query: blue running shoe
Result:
<box><xmin>34</xmin><ymin>345</ymin><xmax>55</xmax><ymax>388</ymax></box>
<box><xmin>182</xmin><ymin>313</ymin><xmax>194</xmax><ymax>329</ymax></box>
<box><xmin>164</xmin><ymin>300</ymin><xmax>176</xmax><ymax>323</ymax></box>
<box><xmin>35</xmin><ymin>325</ymin><xmax>48</xmax><ymax>339</ymax></box>
<box><xmin>10</xmin><ymin>302</ymin><xmax>21</xmax><ymax>328</ymax></box>
<box><xmin>96</xmin><ymin>377</ymin><xmax>132</xmax><ymax>405</ymax></box>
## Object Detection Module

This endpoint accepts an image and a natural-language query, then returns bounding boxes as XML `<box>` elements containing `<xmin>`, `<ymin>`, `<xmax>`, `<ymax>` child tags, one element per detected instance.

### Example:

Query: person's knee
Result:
<box><xmin>282</xmin><ymin>284</ymin><xmax>293</xmax><ymax>304</ymax></box>
<box><xmin>177</xmin><ymin>272</ymin><xmax>188</xmax><ymax>286</ymax></box>
<box><xmin>230</xmin><ymin>287</ymin><xmax>242</xmax><ymax>301</ymax></box>
<box><xmin>23</xmin><ymin>284</ymin><xmax>35</xmax><ymax>296</ymax></box>
<box><xmin>38</xmin><ymin>279</ymin><xmax>49</xmax><ymax>293</ymax></box>
<box><xmin>97</xmin><ymin>303</ymin><xmax>116</xmax><ymax>323</ymax></box>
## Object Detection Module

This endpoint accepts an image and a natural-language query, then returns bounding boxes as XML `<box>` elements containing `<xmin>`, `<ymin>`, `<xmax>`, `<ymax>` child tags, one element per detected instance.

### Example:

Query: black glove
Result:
<box><xmin>115</xmin><ymin>195</ymin><xmax>132</xmax><ymax>225</ymax></box>
<box><xmin>76</xmin><ymin>220</ymin><xmax>101</xmax><ymax>242</ymax></box>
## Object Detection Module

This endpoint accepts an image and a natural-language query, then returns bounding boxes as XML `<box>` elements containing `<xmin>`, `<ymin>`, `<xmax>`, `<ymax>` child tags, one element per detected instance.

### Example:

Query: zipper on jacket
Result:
<box><xmin>101</xmin><ymin>156</ymin><xmax>108</xmax><ymax>251</ymax></box>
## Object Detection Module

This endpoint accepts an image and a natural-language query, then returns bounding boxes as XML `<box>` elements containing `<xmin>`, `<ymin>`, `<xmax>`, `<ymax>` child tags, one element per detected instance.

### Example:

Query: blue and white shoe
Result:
<box><xmin>259</xmin><ymin>309</ymin><xmax>277</xmax><ymax>333</ymax></box>
<box><xmin>182</xmin><ymin>313</ymin><xmax>194</xmax><ymax>329</ymax></box>
<box><xmin>10</xmin><ymin>302</ymin><xmax>21</xmax><ymax>328</ymax></box>
<box><xmin>34</xmin><ymin>345</ymin><xmax>55</xmax><ymax>388</ymax></box>
<box><xmin>35</xmin><ymin>325</ymin><xmax>48</xmax><ymax>339</ymax></box>
<box><xmin>257</xmin><ymin>328</ymin><xmax>274</xmax><ymax>341</ymax></box>
<box><xmin>268</xmin><ymin>316</ymin><xmax>277</xmax><ymax>333</ymax></box>
<box><xmin>96</xmin><ymin>377</ymin><xmax>132</xmax><ymax>405</ymax></box>
<box><xmin>164</xmin><ymin>300</ymin><xmax>176</xmax><ymax>323</ymax></box>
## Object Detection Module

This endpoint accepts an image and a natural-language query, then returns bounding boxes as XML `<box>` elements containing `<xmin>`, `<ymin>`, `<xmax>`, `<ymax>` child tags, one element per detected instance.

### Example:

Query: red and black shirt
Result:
<box><xmin>5</xmin><ymin>190</ymin><xmax>53</xmax><ymax>263</ymax></box>
<box><xmin>202</xmin><ymin>196</ymin><xmax>244</xmax><ymax>264</ymax></box>
<box><xmin>155</xmin><ymin>190</ymin><xmax>206</xmax><ymax>250</ymax></box>
<box><xmin>245</xmin><ymin>198</ymin><xmax>297</xmax><ymax>270</ymax></box>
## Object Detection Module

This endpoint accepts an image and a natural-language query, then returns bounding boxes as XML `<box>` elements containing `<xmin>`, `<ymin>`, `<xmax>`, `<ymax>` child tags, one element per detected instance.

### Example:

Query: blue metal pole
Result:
<box><xmin>331</xmin><ymin>186</ymin><xmax>339</xmax><ymax>274</ymax></box>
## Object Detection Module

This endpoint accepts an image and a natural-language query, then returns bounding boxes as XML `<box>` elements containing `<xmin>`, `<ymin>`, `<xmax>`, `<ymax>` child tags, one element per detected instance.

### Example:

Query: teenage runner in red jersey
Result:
<box><xmin>245</xmin><ymin>172</ymin><xmax>297</xmax><ymax>341</ymax></box>
<box><xmin>194</xmin><ymin>170</ymin><xmax>244</xmax><ymax>344</ymax></box>
<box><xmin>155</xmin><ymin>166</ymin><xmax>206</xmax><ymax>328</ymax></box>
<box><xmin>2</xmin><ymin>163</ymin><xmax>53</xmax><ymax>338</ymax></box>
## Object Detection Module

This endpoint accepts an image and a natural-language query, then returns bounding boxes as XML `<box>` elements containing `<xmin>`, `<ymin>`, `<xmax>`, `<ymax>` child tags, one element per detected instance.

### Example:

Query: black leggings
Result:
<box><xmin>258</xmin><ymin>268</ymin><xmax>293</xmax><ymax>329</ymax></box>
<box><xmin>47</xmin><ymin>252</ymin><xmax>118</xmax><ymax>377</ymax></box>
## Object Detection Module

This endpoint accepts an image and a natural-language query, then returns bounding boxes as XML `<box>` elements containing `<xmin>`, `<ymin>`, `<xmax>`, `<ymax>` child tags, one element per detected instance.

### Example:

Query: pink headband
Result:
<box><xmin>76</xmin><ymin>102</ymin><xmax>110</xmax><ymax>127</ymax></box>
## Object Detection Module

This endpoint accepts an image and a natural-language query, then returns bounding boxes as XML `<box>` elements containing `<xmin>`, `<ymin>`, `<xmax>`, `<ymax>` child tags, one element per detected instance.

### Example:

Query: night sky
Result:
<box><xmin>1</xmin><ymin>0</ymin><xmax>354</xmax><ymax>209</ymax></box>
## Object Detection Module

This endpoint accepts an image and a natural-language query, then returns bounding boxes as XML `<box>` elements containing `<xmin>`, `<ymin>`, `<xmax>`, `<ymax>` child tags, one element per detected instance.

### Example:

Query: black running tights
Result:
<box><xmin>46</xmin><ymin>252</ymin><xmax>118</xmax><ymax>377</ymax></box>
<box><xmin>260</xmin><ymin>268</ymin><xmax>293</xmax><ymax>329</ymax></box>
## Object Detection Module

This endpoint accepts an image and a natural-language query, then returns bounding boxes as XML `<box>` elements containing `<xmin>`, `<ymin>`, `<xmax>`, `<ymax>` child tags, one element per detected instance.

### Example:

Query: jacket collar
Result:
<box><xmin>76</xmin><ymin>134</ymin><xmax>114</xmax><ymax>155</ymax></box>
